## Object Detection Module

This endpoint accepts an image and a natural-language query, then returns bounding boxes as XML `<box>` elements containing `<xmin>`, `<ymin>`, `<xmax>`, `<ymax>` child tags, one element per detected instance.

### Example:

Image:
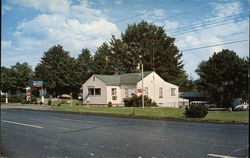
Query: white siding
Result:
<box><xmin>82</xmin><ymin>75</ymin><xmax>107</xmax><ymax>105</ymax></box>
<box><xmin>137</xmin><ymin>72</ymin><xmax>179</xmax><ymax>107</ymax></box>
<box><xmin>81</xmin><ymin>72</ymin><xmax>179</xmax><ymax>107</ymax></box>
<box><xmin>120</xmin><ymin>84</ymin><xmax>136</xmax><ymax>99</ymax></box>
<box><xmin>107</xmin><ymin>86</ymin><xmax>121</xmax><ymax>104</ymax></box>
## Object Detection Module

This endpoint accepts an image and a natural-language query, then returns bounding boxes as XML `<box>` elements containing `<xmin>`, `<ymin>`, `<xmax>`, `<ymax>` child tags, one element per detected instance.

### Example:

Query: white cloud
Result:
<box><xmin>11</xmin><ymin>0</ymin><xmax>72</xmax><ymax>14</ymax></box>
<box><xmin>211</xmin><ymin>1</ymin><xmax>242</xmax><ymax>17</ymax></box>
<box><xmin>2</xmin><ymin>5</ymin><xmax>12</xmax><ymax>14</ymax></box>
<box><xmin>1</xmin><ymin>40</ymin><xmax>13</xmax><ymax>49</ymax></box>
<box><xmin>114</xmin><ymin>0</ymin><xmax>123</xmax><ymax>5</ymax></box>
<box><xmin>2</xmin><ymin>0</ymin><xmax>120</xmax><ymax>69</ymax></box>
<box><xmin>172</xmin><ymin>1</ymin><xmax>249</xmax><ymax>79</ymax></box>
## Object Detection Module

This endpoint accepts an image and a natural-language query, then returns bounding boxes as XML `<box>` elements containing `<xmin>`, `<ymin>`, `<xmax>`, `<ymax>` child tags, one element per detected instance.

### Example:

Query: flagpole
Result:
<box><xmin>142</xmin><ymin>63</ymin><xmax>144</xmax><ymax>109</ymax></box>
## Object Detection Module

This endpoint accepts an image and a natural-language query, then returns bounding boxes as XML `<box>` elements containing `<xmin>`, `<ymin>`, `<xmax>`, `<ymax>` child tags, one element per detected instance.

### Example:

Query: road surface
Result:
<box><xmin>1</xmin><ymin>109</ymin><xmax>248</xmax><ymax>158</ymax></box>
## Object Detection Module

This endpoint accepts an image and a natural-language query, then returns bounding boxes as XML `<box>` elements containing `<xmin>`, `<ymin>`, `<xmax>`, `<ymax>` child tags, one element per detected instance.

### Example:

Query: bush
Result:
<box><xmin>124</xmin><ymin>95</ymin><xmax>158</xmax><ymax>107</ymax></box>
<box><xmin>21</xmin><ymin>99</ymin><xmax>26</xmax><ymax>104</ymax></box>
<box><xmin>184</xmin><ymin>104</ymin><xmax>208</xmax><ymax>118</ymax></box>
<box><xmin>39</xmin><ymin>101</ymin><xmax>43</xmax><ymax>105</ymax></box>
<box><xmin>57</xmin><ymin>103</ymin><xmax>61</xmax><ymax>106</ymax></box>
<box><xmin>48</xmin><ymin>99</ymin><xmax>52</xmax><ymax>105</ymax></box>
<box><xmin>76</xmin><ymin>102</ymin><xmax>80</xmax><ymax>106</ymax></box>
<box><xmin>108</xmin><ymin>101</ymin><xmax>112</xmax><ymax>107</ymax></box>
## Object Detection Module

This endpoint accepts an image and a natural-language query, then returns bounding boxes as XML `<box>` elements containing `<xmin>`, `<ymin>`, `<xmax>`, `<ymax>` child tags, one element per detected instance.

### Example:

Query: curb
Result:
<box><xmin>5</xmin><ymin>108</ymin><xmax>249</xmax><ymax>125</ymax></box>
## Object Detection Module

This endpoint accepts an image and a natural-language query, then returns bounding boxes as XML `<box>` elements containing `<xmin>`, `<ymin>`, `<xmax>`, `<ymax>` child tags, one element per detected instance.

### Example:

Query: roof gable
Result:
<box><xmin>94</xmin><ymin>71</ymin><xmax>152</xmax><ymax>86</ymax></box>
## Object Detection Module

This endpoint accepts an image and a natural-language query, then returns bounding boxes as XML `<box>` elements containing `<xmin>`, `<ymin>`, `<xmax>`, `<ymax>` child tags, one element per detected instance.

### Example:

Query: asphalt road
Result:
<box><xmin>0</xmin><ymin>109</ymin><xmax>248</xmax><ymax>158</ymax></box>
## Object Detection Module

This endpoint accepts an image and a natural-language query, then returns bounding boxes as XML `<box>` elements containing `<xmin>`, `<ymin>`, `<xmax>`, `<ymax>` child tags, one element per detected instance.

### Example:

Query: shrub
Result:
<box><xmin>76</xmin><ymin>102</ymin><xmax>80</xmax><ymax>106</ymax></box>
<box><xmin>57</xmin><ymin>103</ymin><xmax>61</xmax><ymax>106</ymax></box>
<box><xmin>21</xmin><ymin>99</ymin><xmax>26</xmax><ymax>104</ymax></box>
<box><xmin>48</xmin><ymin>99</ymin><xmax>52</xmax><ymax>105</ymax></box>
<box><xmin>124</xmin><ymin>95</ymin><xmax>158</xmax><ymax>107</ymax></box>
<box><xmin>184</xmin><ymin>104</ymin><xmax>208</xmax><ymax>118</ymax></box>
<box><xmin>39</xmin><ymin>101</ymin><xmax>43</xmax><ymax>105</ymax></box>
<box><xmin>108</xmin><ymin>101</ymin><xmax>112</xmax><ymax>107</ymax></box>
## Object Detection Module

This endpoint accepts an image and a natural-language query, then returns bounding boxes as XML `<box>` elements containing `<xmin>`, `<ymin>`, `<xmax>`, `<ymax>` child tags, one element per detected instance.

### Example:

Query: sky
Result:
<box><xmin>2</xmin><ymin>0</ymin><xmax>249</xmax><ymax>79</ymax></box>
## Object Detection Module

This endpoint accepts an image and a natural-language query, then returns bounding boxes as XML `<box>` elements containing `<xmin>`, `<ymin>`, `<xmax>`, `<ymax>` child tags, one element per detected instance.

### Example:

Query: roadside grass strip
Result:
<box><xmin>52</xmin><ymin>105</ymin><xmax>249</xmax><ymax>123</ymax></box>
<box><xmin>1</xmin><ymin>120</ymin><xmax>44</xmax><ymax>129</ymax></box>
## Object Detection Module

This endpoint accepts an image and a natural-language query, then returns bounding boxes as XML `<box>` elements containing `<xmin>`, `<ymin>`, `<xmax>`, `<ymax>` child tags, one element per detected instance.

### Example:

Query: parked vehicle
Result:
<box><xmin>234</xmin><ymin>103</ymin><xmax>249</xmax><ymax>111</ymax></box>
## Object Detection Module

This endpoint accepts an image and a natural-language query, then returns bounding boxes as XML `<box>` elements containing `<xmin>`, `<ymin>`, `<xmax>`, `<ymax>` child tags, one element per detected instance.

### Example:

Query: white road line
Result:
<box><xmin>56</xmin><ymin>127</ymin><xmax>77</xmax><ymax>131</ymax></box>
<box><xmin>101</xmin><ymin>132</ymin><xmax>114</xmax><ymax>135</ymax></box>
<box><xmin>55</xmin><ymin>117</ymin><xmax>97</xmax><ymax>124</ymax></box>
<box><xmin>1</xmin><ymin>120</ymin><xmax>44</xmax><ymax>129</ymax></box>
<box><xmin>144</xmin><ymin>136</ymin><xmax>166</xmax><ymax>142</ymax></box>
<box><xmin>207</xmin><ymin>153</ymin><xmax>243</xmax><ymax>158</ymax></box>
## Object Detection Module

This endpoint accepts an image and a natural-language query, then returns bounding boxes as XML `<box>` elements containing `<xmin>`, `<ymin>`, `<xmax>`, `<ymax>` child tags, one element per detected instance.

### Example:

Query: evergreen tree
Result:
<box><xmin>121</xmin><ymin>21</ymin><xmax>187</xmax><ymax>86</ymax></box>
<box><xmin>73</xmin><ymin>48</ymin><xmax>93</xmax><ymax>95</ymax></box>
<box><xmin>92</xmin><ymin>42</ymin><xmax>113</xmax><ymax>74</ymax></box>
<box><xmin>34</xmin><ymin>45</ymin><xmax>75</xmax><ymax>96</ymax></box>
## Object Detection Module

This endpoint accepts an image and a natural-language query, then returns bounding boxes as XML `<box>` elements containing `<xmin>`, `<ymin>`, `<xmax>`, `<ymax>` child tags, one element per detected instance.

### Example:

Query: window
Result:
<box><xmin>112</xmin><ymin>88</ymin><xmax>117</xmax><ymax>95</ymax></box>
<box><xmin>95</xmin><ymin>88</ymin><xmax>101</xmax><ymax>95</ymax></box>
<box><xmin>88</xmin><ymin>88</ymin><xmax>94</xmax><ymax>95</ymax></box>
<box><xmin>171</xmin><ymin>88</ymin><xmax>176</xmax><ymax>96</ymax></box>
<box><xmin>125</xmin><ymin>88</ymin><xmax>129</xmax><ymax>98</ymax></box>
<box><xmin>159</xmin><ymin>87</ymin><xmax>163</xmax><ymax>98</ymax></box>
<box><xmin>88</xmin><ymin>88</ymin><xmax>101</xmax><ymax>96</ymax></box>
<box><xmin>144</xmin><ymin>87</ymin><xmax>148</xmax><ymax>96</ymax></box>
<box><xmin>112</xmin><ymin>88</ymin><xmax>117</xmax><ymax>100</ymax></box>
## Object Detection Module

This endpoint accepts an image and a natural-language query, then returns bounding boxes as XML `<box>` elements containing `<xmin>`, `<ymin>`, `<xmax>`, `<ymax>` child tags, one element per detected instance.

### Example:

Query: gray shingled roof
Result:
<box><xmin>179</xmin><ymin>92</ymin><xmax>203</xmax><ymax>98</ymax></box>
<box><xmin>95</xmin><ymin>71</ymin><xmax>152</xmax><ymax>86</ymax></box>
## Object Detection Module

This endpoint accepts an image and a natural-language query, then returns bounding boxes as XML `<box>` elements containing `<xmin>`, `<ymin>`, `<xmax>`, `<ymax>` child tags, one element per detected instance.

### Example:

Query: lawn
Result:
<box><xmin>52</xmin><ymin>104</ymin><xmax>249</xmax><ymax>123</ymax></box>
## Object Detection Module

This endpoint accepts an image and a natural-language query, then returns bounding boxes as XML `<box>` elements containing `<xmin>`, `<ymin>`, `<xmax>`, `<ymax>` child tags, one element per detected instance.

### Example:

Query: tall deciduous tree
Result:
<box><xmin>1</xmin><ymin>62</ymin><xmax>33</xmax><ymax>94</ymax></box>
<box><xmin>196</xmin><ymin>49</ymin><xmax>248</xmax><ymax>108</ymax></box>
<box><xmin>34</xmin><ymin>45</ymin><xmax>75</xmax><ymax>96</ymax></box>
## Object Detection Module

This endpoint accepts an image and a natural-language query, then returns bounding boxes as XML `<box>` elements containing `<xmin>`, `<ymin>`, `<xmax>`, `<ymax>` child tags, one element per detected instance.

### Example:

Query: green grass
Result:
<box><xmin>52</xmin><ymin>104</ymin><xmax>249</xmax><ymax>123</ymax></box>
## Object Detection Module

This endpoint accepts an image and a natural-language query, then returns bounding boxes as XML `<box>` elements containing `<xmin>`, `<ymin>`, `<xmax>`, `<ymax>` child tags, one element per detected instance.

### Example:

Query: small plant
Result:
<box><xmin>34</xmin><ymin>101</ymin><xmax>38</xmax><ymax>104</ymax></box>
<box><xmin>184</xmin><ymin>104</ymin><xmax>208</xmax><ymax>118</ymax></box>
<box><xmin>39</xmin><ymin>101</ymin><xmax>43</xmax><ymax>105</ymax></box>
<box><xmin>57</xmin><ymin>103</ymin><xmax>61</xmax><ymax>106</ymax></box>
<box><xmin>124</xmin><ymin>95</ymin><xmax>158</xmax><ymax>107</ymax></box>
<box><xmin>48</xmin><ymin>99</ymin><xmax>52</xmax><ymax>105</ymax></box>
<box><xmin>76</xmin><ymin>102</ymin><xmax>80</xmax><ymax>106</ymax></box>
<box><xmin>21</xmin><ymin>99</ymin><xmax>26</xmax><ymax>104</ymax></box>
<box><xmin>108</xmin><ymin>101</ymin><xmax>112</xmax><ymax>107</ymax></box>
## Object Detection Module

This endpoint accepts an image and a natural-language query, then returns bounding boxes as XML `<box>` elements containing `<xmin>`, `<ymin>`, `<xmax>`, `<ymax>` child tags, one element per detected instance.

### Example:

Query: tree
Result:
<box><xmin>121</xmin><ymin>21</ymin><xmax>187</xmax><ymax>86</ymax></box>
<box><xmin>92</xmin><ymin>42</ymin><xmax>114</xmax><ymax>74</ymax></box>
<box><xmin>73</xmin><ymin>48</ymin><xmax>93</xmax><ymax>94</ymax></box>
<box><xmin>109</xmin><ymin>36</ymin><xmax>139</xmax><ymax>73</ymax></box>
<box><xmin>196</xmin><ymin>49</ymin><xmax>248</xmax><ymax>108</ymax></box>
<box><xmin>34</xmin><ymin>45</ymin><xmax>75</xmax><ymax>97</ymax></box>
<box><xmin>1</xmin><ymin>62</ymin><xmax>33</xmax><ymax>94</ymax></box>
<box><xmin>1</xmin><ymin>66</ymin><xmax>16</xmax><ymax>93</ymax></box>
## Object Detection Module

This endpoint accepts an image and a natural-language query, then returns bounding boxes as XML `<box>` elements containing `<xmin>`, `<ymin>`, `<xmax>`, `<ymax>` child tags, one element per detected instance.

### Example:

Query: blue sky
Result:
<box><xmin>2</xmin><ymin>0</ymin><xmax>249</xmax><ymax>79</ymax></box>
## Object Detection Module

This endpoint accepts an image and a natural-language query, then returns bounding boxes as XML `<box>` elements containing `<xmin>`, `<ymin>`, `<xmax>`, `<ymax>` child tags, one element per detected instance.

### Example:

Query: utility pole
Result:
<box><xmin>142</xmin><ymin>63</ymin><xmax>144</xmax><ymax>109</ymax></box>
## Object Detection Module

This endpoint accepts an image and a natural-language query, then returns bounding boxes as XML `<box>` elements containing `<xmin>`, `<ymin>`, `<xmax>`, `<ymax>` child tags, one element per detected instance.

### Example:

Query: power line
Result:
<box><xmin>48</xmin><ymin>0</ymin><xmax>186</xmax><ymax>45</ymax></box>
<box><xmin>181</xmin><ymin>39</ymin><xmax>248</xmax><ymax>52</ymax></box>
<box><xmin>167</xmin><ymin>13</ymin><xmax>244</xmax><ymax>34</ymax></box>
<box><xmin>170</xmin><ymin>19</ymin><xmax>246</xmax><ymax>36</ymax></box>
<box><xmin>53</xmin><ymin>4</ymin><xmax>215</xmax><ymax>47</ymax></box>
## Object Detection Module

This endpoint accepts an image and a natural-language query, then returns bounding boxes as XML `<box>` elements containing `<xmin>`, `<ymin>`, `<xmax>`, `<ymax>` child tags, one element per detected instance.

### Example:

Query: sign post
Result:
<box><xmin>5</xmin><ymin>92</ymin><xmax>8</xmax><ymax>104</ymax></box>
<box><xmin>32</xmin><ymin>81</ymin><xmax>44</xmax><ymax>103</ymax></box>
<box><xmin>25</xmin><ymin>87</ymin><xmax>31</xmax><ymax>102</ymax></box>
